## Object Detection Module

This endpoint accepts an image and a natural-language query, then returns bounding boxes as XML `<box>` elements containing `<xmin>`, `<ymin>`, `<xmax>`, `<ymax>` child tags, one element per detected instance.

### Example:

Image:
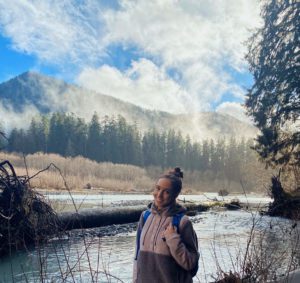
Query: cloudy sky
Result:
<box><xmin>0</xmin><ymin>0</ymin><xmax>262</xmax><ymax>123</ymax></box>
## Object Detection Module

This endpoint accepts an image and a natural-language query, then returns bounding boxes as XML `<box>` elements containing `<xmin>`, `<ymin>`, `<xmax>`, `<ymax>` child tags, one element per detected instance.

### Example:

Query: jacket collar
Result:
<box><xmin>149</xmin><ymin>202</ymin><xmax>186</xmax><ymax>217</ymax></box>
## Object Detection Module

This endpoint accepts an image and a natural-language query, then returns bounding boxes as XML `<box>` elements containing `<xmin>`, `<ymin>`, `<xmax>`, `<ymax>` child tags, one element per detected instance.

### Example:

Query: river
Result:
<box><xmin>0</xmin><ymin>194</ymin><xmax>298</xmax><ymax>282</ymax></box>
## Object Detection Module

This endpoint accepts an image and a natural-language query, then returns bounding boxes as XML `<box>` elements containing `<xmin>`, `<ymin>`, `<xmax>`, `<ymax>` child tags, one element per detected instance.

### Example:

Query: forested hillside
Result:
<box><xmin>0</xmin><ymin>71</ymin><xmax>258</xmax><ymax>141</ymax></box>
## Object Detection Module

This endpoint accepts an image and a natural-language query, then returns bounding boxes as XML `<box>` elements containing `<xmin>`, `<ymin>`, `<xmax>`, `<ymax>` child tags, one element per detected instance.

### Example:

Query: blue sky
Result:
<box><xmin>0</xmin><ymin>35</ymin><xmax>36</xmax><ymax>82</ymax></box>
<box><xmin>0</xmin><ymin>0</ymin><xmax>261</xmax><ymax>122</ymax></box>
<box><xmin>0</xmin><ymin>34</ymin><xmax>62</xmax><ymax>82</ymax></box>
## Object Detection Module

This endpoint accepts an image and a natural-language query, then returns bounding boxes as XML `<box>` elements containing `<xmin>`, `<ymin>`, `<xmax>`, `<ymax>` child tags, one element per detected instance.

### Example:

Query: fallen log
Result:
<box><xmin>58</xmin><ymin>203</ymin><xmax>209</xmax><ymax>230</ymax></box>
<box><xmin>59</xmin><ymin>205</ymin><xmax>146</xmax><ymax>230</ymax></box>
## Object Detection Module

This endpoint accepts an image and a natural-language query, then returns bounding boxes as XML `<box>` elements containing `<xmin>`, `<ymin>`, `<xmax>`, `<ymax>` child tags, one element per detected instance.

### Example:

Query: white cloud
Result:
<box><xmin>216</xmin><ymin>101</ymin><xmax>253</xmax><ymax>124</ymax></box>
<box><xmin>93</xmin><ymin>0</ymin><xmax>261</xmax><ymax>112</ymax></box>
<box><xmin>104</xmin><ymin>0</ymin><xmax>259</xmax><ymax>68</ymax></box>
<box><xmin>0</xmin><ymin>0</ymin><xmax>262</xmax><ymax>113</ymax></box>
<box><xmin>104</xmin><ymin>0</ymin><xmax>261</xmax><ymax>68</ymax></box>
<box><xmin>77</xmin><ymin>58</ymin><xmax>193</xmax><ymax>113</ymax></box>
<box><xmin>0</xmin><ymin>0</ymin><xmax>106</xmax><ymax>67</ymax></box>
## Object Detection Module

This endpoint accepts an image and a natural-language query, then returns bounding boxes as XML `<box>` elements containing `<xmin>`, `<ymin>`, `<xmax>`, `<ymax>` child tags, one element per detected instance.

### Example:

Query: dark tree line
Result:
<box><xmin>6</xmin><ymin>112</ymin><xmax>256</xmax><ymax>182</ymax></box>
<box><xmin>7</xmin><ymin>113</ymin><xmax>142</xmax><ymax>166</ymax></box>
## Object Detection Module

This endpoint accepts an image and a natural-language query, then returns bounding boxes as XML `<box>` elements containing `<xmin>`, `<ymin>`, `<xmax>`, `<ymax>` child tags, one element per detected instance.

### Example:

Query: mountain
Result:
<box><xmin>0</xmin><ymin>71</ymin><xmax>258</xmax><ymax>140</ymax></box>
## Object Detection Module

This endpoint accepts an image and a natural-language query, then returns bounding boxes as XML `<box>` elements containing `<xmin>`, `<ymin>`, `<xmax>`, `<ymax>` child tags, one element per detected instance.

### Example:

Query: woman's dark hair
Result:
<box><xmin>160</xmin><ymin>167</ymin><xmax>183</xmax><ymax>196</ymax></box>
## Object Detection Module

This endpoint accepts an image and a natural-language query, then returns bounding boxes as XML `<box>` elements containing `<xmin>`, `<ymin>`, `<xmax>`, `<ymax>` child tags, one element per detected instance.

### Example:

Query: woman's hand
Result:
<box><xmin>163</xmin><ymin>222</ymin><xmax>178</xmax><ymax>239</ymax></box>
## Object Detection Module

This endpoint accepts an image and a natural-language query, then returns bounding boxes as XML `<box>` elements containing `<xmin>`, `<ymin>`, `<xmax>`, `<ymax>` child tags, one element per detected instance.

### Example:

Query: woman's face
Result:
<box><xmin>153</xmin><ymin>178</ymin><xmax>177</xmax><ymax>209</ymax></box>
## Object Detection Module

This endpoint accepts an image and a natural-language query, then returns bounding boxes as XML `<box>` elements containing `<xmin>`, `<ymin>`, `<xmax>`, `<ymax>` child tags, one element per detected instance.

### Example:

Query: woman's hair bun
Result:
<box><xmin>170</xmin><ymin>167</ymin><xmax>183</xmax><ymax>179</ymax></box>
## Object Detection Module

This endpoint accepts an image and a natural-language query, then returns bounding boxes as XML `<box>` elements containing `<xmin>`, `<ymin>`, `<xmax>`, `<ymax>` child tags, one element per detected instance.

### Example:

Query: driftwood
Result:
<box><xmin>0</xmin><ymin>160</ymin><xmax>59</xmax><ymax>256</ymax></box>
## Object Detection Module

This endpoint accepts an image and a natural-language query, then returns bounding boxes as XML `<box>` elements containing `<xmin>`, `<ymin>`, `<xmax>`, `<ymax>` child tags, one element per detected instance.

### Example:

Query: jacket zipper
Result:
<box><xmin>152</xmin><ymin>216</ymin><xmax>162</xmax><ymax>251</ymax></box>
<box><xmin>154</xmin><ymin>217</ymin><xmax>168</xmax><ymax>247</ymax></box>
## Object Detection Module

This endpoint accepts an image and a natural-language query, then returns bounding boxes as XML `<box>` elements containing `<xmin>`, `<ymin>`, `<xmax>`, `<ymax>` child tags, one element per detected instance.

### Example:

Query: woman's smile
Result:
<box><xmin>153</xmin><ymin>178</ymin><xmax>175</xmax><ymax>209</ymax></box>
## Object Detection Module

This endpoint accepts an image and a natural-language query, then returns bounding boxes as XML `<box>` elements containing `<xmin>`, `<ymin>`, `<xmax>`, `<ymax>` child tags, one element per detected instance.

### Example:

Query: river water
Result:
<box><xmin>0</xmin><ymin>194</ymin><xmax>299</xmax><ymax>283</ymax></box>
<box><xmin>43</xmin><ymin>192</ymin><xmax>272</xmax><ymax>207</ymax></box>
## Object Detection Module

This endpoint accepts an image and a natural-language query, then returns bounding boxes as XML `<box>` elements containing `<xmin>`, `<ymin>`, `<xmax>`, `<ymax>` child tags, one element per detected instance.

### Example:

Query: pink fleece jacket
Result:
<box><xmin>133</xmin><ymin>203</ymin><xmax>199</xmax><ymax>283</ymax></box>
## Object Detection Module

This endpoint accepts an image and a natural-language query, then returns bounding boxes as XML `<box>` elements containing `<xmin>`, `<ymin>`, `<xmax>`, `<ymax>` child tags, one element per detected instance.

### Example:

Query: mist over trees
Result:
<box><xmin>5</xmin><ymin>112</ymin><xmax>260</xmax><ymax>187</ymax></box>
<box><xmin>0</xmin><ymin>126</ymin><xmax>6</xmax><ymax>150</ymax></box>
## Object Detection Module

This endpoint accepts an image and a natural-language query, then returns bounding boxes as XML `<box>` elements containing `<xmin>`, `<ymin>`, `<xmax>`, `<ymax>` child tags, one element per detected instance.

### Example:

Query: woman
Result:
<box><xmin>133</xmin><ymin>167</ymin><xmax>199</xmax><ymax>283</ymax></box>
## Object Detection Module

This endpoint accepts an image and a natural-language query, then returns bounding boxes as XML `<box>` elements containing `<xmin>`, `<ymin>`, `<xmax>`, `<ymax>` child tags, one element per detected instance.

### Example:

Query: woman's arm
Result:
<box><xmin>164</xmin><ymin>217</ymin><xmax>199</xmax><ymax>271</ymax></box>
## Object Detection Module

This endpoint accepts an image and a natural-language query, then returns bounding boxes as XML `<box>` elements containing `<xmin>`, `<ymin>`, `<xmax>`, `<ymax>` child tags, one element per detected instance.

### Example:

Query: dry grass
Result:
<box><xmin>0</xmin><ymin>151</ymin><xmax>273</xmax><ymax>193</ymax></box>
<box><xmin>0</xmin><ymin>152</ymin><xmax>153</xmax><ymax>192</ymax></box>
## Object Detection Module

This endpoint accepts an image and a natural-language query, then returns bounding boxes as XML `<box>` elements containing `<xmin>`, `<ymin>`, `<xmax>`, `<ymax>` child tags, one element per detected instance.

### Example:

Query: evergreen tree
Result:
<box><xmin>26</xmin><ymin>119</ymin><xmax>38</xmax><ymax>153</ymax></box>
<box><xmin>142</xmin><ymin>129</ymin><xmax>162</xmax><ymax>166</ymax></box>
<box><xmin>117</xmin><ymin>115</ymin><xmax>138</xmax><ymax>164</ymax></box>
<box><xmin>73</xmin><ymin>117</ymin><xmax>87</xmax><ymax>157</ymax></box>
<box><xmin>209</xmin><ymin>139</ymin><xmax>217</xmax><ymax>173</ymax></box>
<box><xmin>225</xmin><ymin>137</ymin><xmax>241</xmax><ymax>182</ymax></box>
<box><xmin>166</xmin><ymin>130</ymin><xmax>177</xmax><ymax>167</ymax></box>
<box><xmin>190</xmin><ymin>142</ymin><xmax>202</xmax><ymax>171</ymax></box>
<box><xmin>41</xmin><ymin>115</ymin><xmax>50</xmax><ymax>153</ymax></box>
<box><xmin>65</xmin><ymin>138</ymin><xmax>75</xmax><ymax>157</ymax></box>
<box><xmin>130</xmin><ymin>122</ymin><xmax>143</xmax><ymax>166</ymax></box>
<box><xmin>87</xmin><ymin>113</ymin><xmax>102</xmax><ymax>161</ymax></box>
<box><xmin>184</xmin><ymin>135</ymin><xmax>193</xmax><ymax>171</ymax></box>
<box><xmin>174</xmin><ymin>131</ymin><xmax>185</xmax><ymax>167</ymax></box>
<box><xmin>246</xmin><ymin>0</ymin><xmax>299</xmax><ymax>169</ymax></box>
<box><xmin>102</xmin><ymin>116</ymin><xmax>120</xmax><ymax>162</ymax></box>
<box><xmin>215</xmin><ymin>138</ymin><xmax>226</xmax><ymax>172</ymax></box>
<box><xmin>48</xmin><ymin>113</ymin><xmax>65</xmax><ymax>155</ymax></box>
<box><xmin>62</xmin><ymin>113</ymin><xmax>78</xmax><ymax>156</ymax></box>
<box><xmin>200</xmin><ymin>140</ymin><xmax>210</xmax><ymax>171</ymax></box>
<box><xmin>27</xmin><ymin>117</ymin><xmax>48</xmax><ymax>153</ymax></box>
<box><xmin>8</xmin><ymin>128</ymin><xmax>27</xmax><ymax>153</ymax></box>
<box><xmin>7</xmin><ymin>128</ymin><xmax>18</xmax><ymax>152</ymax></box>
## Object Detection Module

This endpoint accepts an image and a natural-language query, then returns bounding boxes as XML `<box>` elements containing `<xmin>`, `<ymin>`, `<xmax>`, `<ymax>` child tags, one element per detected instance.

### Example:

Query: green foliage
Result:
<box><xmin>245</xmin><ymin>0</ymin><xmax>300</xmax><ymax>168</ymax></box>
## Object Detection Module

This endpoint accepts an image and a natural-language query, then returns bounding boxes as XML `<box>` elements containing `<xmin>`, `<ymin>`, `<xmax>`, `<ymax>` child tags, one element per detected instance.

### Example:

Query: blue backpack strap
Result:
<box><xmin>135</xmin><ymin>209</ymin><xmax>151</xmax><ymax>260</ymax></box>
<box><xmin>143</xmin><ymin>209</ymin><xmax>151</xmax><ymax>223</ymax></box>
<box><xmin>172</xmin><ymin>212</ymin><xmax>185</xmax><ymax>231</ymax></box>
